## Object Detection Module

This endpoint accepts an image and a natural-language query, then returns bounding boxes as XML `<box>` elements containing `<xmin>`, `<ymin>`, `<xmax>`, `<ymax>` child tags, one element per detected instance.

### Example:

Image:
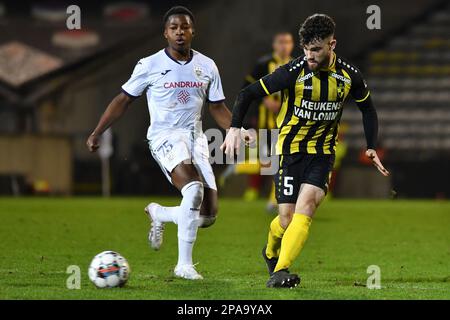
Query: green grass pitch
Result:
<box><xmin>0</xmin><ymin>197</ymin><xmax>449</xmax><ymax>299</ymax></box>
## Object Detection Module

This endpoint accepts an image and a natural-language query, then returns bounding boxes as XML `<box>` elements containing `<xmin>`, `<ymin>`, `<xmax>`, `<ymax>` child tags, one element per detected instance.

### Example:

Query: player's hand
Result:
<box><xmin>220</xmin><ymin>127</ymin><xmax>241</xmax><ymax>157</ymax></box>
<box><xmin>240</xmin><ymin>128</ymin><xmax>257</xmax><ymax>148</ymax></box>
<box><xmin>86</xmin><ymin>133</ymin><xmax>100</xmax><ymax>152</ymax></box>
<box><xmin>366</xmin><ymin>149</ymin><xmax>389</xmax><ymax>176</ymax></box>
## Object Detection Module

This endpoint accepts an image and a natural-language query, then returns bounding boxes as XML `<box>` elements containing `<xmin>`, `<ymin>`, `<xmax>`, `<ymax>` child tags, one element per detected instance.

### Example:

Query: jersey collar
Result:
<box><xmin>164</xmin><ymin>48</ymin><xmax>194</xmax><ymax>65</ymax></box>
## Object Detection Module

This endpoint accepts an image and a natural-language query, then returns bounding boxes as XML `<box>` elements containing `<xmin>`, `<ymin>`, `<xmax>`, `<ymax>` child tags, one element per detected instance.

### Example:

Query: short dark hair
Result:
<box><xmin>299</xmin><ymin>14</ymin><xmax>335</xmax><ymax>46</ymax></box>
<box><xmin>163</xmin><ymin>6</ymin><xmax>195</xmax><ymax>25</ymax></box>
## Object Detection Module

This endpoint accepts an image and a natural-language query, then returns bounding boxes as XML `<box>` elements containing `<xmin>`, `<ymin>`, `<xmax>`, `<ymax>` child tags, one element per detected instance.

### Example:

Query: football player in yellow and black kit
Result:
<box><xmin>221</xmin><ymin>14</ymin><xmax>389</xmax><ymax>288</ymax></box>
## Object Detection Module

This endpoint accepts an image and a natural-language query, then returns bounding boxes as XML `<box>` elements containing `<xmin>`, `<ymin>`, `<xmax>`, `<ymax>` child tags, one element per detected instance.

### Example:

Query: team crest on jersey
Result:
<box><xmin>194</xmin><ymin>66</ymin><xmax>203</xmax><ymax>79</ymax></box>
<box><xmin>337</xmin><ymin>82</ymin><xmax>345</xmax><ymax>99</ymax></box>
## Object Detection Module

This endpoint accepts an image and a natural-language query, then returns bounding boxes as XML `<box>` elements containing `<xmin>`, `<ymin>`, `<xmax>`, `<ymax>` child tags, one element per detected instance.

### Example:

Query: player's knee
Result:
<box><xmin>297</xmin><ymin>199</ymin><xmax>317</xmax><ymax>216</ymax></box>
<box><xmin>198</xmin><ymin>207</ymin><xmax>217</xmax><ymax>227</ymax></box>
<box><xmin>198</xmin><ymin>216</ymin><xmax>216</xmax><ymax>228</ymax></box>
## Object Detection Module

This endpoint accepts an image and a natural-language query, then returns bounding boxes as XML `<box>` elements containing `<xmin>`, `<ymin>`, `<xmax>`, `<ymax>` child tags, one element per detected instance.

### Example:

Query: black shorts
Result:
<box><xmin>274</xmin><ymin>153</ymin><xmax>335</xmax><ymax>204</ymax></box>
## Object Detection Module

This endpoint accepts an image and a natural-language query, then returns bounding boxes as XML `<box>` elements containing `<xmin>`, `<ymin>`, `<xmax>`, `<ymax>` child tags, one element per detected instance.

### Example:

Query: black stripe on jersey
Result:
<box><xmin>282</xmin><ymin>71</ymin><xmax>313</xmax><ymax>154</ymax></box>
<box><xmin>327</xmin><ymin>110</ymin><xmax>342</xmax><ymax>153</ymax></box>
<box><xmin>298</xmin><ymin>72</ymin><xmax>326</xmax><ymax>154</ymax></box>
<box><xmin>319</xmin><ymin>71</ymin><xmax>329</xmax><ymax>101</ymax></box>
<box><xmin>327</xmin><ymin>67</ymin><xmax>346</xmax><ymax>153</ymax></box>
<box><xmin>316</xmin><ymin>121</ymin><xmax>335</xmax><ymax>151</ymax></box>
<box><xmin>279</xmin><ymin>58</ymin><xmax>305</xmax><ymax>129</ymax></box>
<box><xmin>279</xmin><ymin>82</ymin><xmax>299</xmax><ymax>154</ymax></box>
<box><xmin>302</xmin><ymin>69</ymin><xmax>313</xmax><ymax>101</ymax></box>
<box><xmin>281</xmin><ymin>82</ymin><xmax>296</xmax><ymax>129</ymax></box>
<box><xmin>313</xmin><ymin>71</ymin><xmax>333</xmax><ymax>152</ymax></box>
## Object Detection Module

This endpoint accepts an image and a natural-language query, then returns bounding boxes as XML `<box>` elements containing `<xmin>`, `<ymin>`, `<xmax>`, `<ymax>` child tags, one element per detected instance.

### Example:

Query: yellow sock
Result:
<box><xmin>265</xmin><ymin>216</ymin><xmax>285</xmax><ymax>259</ymax></box>
<box><xmin>274</xmin><ymin>213</ymin><xmax>312</xmax><ymax>272</ymax></box>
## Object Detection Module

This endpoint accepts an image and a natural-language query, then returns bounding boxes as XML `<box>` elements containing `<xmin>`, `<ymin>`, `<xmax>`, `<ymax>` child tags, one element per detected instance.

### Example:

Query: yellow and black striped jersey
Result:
<box><xmin>258</xmin><ymin>52</ymin><xmax>370</xmax><ymax>155</ymax></box>
<box><xmin>243</xmin><ymin>54</ymin><xmax>291</xmax><ymax>130</ymax></box>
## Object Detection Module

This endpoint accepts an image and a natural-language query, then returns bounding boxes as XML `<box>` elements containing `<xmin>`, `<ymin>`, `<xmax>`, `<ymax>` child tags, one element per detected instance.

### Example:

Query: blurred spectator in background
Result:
<box><xmin>220</xmin><ymin>31</ymin><xmax>294</xmax><ymax>212</ymax></box>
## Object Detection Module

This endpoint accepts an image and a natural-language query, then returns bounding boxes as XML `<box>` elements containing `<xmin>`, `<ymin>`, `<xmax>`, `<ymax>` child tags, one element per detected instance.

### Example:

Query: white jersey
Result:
<box><xmin>121</xmin><ymin>48</ymin><xmax>225</xmax><ymax>140</ymax></box>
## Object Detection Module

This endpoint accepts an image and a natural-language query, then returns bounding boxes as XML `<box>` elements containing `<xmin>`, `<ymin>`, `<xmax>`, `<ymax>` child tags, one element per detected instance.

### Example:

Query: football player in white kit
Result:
<box><xmin>87</xmin><ymin>6</ymin><xmax>247</xmax><ymax>280</ymax></box>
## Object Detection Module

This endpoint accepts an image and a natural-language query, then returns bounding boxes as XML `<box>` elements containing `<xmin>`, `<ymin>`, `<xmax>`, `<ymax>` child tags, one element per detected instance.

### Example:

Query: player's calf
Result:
<box><xmin>198</xmin><ymin>215</ymin><xmax>216</xmax><ymax>228</ymax></box>
<box><xmin>198</xmin><ymin>187</ymin><xmax>218</xmax><ymax>228</ymax></box>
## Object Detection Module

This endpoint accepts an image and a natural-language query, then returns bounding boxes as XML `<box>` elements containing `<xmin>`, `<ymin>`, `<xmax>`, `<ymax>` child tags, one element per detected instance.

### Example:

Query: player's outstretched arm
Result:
<box><xmin>356</xmin><ymin>96</ymin><xmax>389</xmax><ymax>177</ymax></box>
<box><xmin>220</xmin><ymin>81</ymin><xmax>268</xmax><ymax>157</ymax></box>
<box><xmin>86</xmin><ymin>92</ymin><xmax>135</xmax><ymax>152</ymax></box>
<box><xmin>209</xmin><ymin>101</ymin><xmax>257</xmax><ymax>149</ymax></box>
<box><xmin>208</xmin><ymin>101</ymin><xmax>232</xmax><ymax>130</ymax></box>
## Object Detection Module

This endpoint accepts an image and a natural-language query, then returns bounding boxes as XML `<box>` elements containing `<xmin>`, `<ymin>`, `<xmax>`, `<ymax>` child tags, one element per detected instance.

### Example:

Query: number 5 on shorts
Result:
<box><xmin>283</xmin><ymin>176</ymin><xmax>294</xmax><ymax>196</ymax></box>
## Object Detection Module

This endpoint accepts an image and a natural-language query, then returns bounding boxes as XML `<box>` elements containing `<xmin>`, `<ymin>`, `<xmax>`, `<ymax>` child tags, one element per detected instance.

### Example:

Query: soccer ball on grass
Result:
<box><xmin>88</xmin><ymin>251</ymin><xmax>130</xmax><ymax>288</ymax></box>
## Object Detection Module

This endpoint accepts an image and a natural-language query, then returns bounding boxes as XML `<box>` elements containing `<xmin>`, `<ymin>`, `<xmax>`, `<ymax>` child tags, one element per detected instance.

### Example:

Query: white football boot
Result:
<box><xmin>145</xmin><ymin>203</ymin><xmax>165</xmax><ymax>250</ymax></box>
<box><xmin>174</xmin><ymin>264</ymin><xmax>203</xmax><ymax>280</ymax></box>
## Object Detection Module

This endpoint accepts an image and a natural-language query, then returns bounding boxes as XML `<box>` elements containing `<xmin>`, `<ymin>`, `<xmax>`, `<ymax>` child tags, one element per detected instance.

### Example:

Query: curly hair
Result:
<box><xmin>299</xmin><ymin>14</ymin><xmax>336</xmax><ymax>46</ymax></box>
<box><xmin>163</xmin><ymin>6</ymin><xmax>195</xmax><ymax>25</ymax></box>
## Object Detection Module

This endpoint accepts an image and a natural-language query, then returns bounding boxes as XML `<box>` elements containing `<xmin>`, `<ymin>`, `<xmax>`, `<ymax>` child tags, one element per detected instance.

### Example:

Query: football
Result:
<box><xmin>88</xmin><ymin>251</ymin><xmax>130</xmax><ymax>288</ymax></box>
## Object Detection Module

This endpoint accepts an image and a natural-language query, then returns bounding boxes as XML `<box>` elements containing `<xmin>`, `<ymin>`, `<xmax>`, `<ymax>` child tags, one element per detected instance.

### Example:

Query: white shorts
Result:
<box><xmin>149</xmin><ymin>130</ymin><xmax>217</xmax><ymax>191</ymax></box>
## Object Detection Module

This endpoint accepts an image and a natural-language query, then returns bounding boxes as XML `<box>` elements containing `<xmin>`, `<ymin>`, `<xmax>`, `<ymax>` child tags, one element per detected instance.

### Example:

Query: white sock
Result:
<box><xmin>176</xmin><ymin>181</ymin><xmax>204</xmax><ymax>266</ymax></box>
<box><xmin>153</xmin><ymin>205</ymin><xmax>179</xmax><ymax>224</ymax></box>
<box><xmin>178</xmin><ymin>239</ymin><xmax>194</xmax><ymax>266</ymax></box>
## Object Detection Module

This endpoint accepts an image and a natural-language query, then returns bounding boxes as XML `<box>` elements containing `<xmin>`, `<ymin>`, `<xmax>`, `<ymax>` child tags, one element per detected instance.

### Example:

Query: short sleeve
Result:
<box><xmin>349</xmin><ymin>67</ymin><xmax>370</xmax><ymax>103</ymax></box>
<box><xmin>121</xmin><ymin>59</ymin><xmax>150</xmax><ymax>98</ymax></box>
<box><xmin>207</xmin><ymin>63</ymin><xmax>226</xmax><ymax>103</ymax></box>
<box><xmin>259</xmin><ymin>63</ymin><xmax>296</xmax><ymax>95</ymax></box>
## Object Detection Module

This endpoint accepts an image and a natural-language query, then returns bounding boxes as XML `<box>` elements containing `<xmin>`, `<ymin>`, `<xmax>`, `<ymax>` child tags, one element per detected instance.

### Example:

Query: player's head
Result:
<box><xmin>299</xmin><ymin>14</ymin><xmax>336</xmax><ymax>71</ymax></box>
<box><xmin>163</xmin><ymin>6</ymin><xmax>195</xmax><ymax>54</ymax></box>
<box><xmin>272</xmin><ymin>31</ymin><xmax>294</xmax><ymax>60</ymax></box>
